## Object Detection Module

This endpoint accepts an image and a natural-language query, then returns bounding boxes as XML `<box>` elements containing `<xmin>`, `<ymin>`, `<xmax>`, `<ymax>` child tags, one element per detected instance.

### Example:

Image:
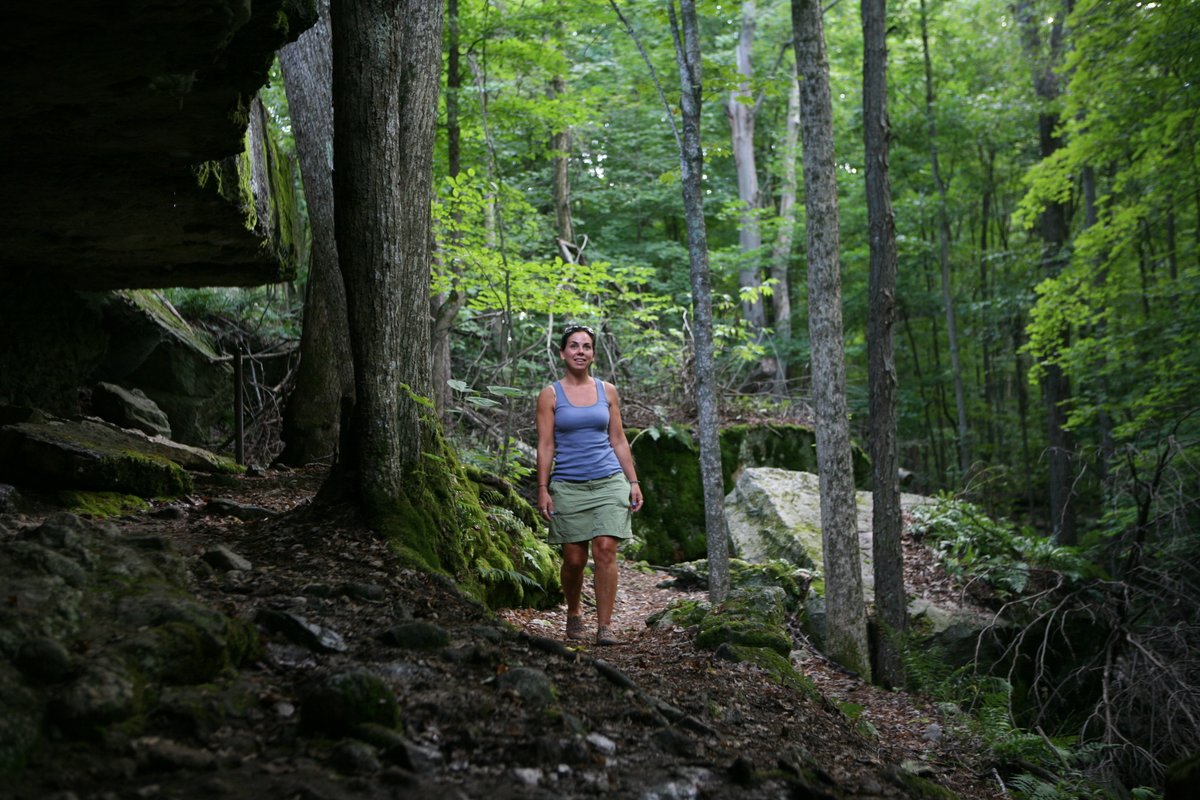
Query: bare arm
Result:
<box><xmin>606</xmin><ymin>382</ymin><xmax>644</xmax><ymax>512</ymax></box>
<box><xmin>536</xmin><ymin>385</ymin><xmax>556</xmax><ymax>520</ymax></box>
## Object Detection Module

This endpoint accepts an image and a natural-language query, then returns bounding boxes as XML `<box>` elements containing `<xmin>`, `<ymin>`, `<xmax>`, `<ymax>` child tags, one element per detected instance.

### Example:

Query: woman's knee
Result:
<box><xmin>561</xmin><ymin>542</ymin><xmax>589</xmax><ymax>570</ymax></box>
<box><xmin>591</xmin><ymin>536</ymin><xmax>619</xmax><ymax>566</ymax></box>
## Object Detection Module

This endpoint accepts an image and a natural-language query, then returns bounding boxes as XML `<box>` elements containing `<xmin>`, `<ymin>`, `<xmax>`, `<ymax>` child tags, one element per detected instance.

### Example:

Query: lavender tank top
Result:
<box><xmin>551</xmin><ymin>378</ymin><xmax>622</xmax><ymax>481</ymax></box>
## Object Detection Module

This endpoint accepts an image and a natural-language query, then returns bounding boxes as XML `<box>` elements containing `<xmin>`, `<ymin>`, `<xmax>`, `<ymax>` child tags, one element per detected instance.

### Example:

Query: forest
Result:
<box><xmin>142</xmin><ymin>0</ymin><xmax>1200</xmax><ymax>797</ymax></box>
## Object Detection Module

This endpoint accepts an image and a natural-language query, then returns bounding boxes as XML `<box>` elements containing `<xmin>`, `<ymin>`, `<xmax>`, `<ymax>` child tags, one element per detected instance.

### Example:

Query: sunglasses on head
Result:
<box><xmin>563</xmin><ymin>324</ymin><xmax>596</xmax><ymax>337</ymax></box>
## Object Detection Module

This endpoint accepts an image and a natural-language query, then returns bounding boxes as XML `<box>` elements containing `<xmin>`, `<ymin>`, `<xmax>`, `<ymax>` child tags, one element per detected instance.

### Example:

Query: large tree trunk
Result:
<box><xmin>919</xmin><ymin>0</ymin><xmax>970</xmax><ymax>479</ymax></box>
<box><xmin>672</xmin><ymin>0</ymin><xmax>730</xmax><ymax>603</ymax></box>
<box><xmin>1016</xmin><ymin>0</ymin><xmax>1076</xmax><ymax>544</ymax></box>
<box><xmin>329</xmin><ymin>0</ymin><xmax>443</xmax><ymax>512</ymax></box>
<box><xmin>862</xmin><ymin>0</ymin><xmax>905</xmax><ymax>690</ymax></box>
<box><xmin>276</xmin><ymin>0</ymin><xmax>354</xmax><ymax>467</ymax></box>
<box><xmin>793</xmin><ymin>0</ymin><xmax>871</xmax><ymax>680</ymax></box>
<box><xmin>728</xmin><ymin>0</ymin><xmax>765</xmax><ymax>330</ymax></box>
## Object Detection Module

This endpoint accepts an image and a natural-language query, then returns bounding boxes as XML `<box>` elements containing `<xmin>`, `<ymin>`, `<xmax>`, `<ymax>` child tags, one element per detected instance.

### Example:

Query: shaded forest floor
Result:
<box><xmin>8</xmin><ymin>465</ymin><xmax>1006</xmax><ymax>799</ymax></box>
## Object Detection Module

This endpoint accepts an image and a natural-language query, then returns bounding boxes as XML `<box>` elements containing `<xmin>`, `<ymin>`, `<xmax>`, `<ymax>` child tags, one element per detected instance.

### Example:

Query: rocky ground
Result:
<box><xmin>2</xmin><ymin>466</ymin><xmax>1006</xmax><ymax>800</ymax></box>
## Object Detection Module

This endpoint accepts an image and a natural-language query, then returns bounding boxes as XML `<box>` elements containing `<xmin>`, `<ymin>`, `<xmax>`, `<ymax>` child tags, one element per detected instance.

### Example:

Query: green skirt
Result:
<box><xmin>547</xmin><ymin>472</ymin><xmax>633</xmax><ymax>545</ymax></box>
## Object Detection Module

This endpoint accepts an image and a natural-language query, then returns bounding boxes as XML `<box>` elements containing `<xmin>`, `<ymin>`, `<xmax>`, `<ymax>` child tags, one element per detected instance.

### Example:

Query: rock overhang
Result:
<box><xmin>0</xmin><ymin>0</ymin><xmax>318</xmax><ymax>290</ymax></box>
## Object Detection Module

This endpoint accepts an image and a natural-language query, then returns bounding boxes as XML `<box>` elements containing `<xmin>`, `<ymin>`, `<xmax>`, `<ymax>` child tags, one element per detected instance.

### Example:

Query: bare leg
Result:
<box><xmin>561</xmin><ymin>541</ymin><xmax>589</xmax><ymax>618</ymax></box>
<box><xmin>591</xmin><ymin>536</ymin><xmax>619</xmax><ymax>628</ymax></box>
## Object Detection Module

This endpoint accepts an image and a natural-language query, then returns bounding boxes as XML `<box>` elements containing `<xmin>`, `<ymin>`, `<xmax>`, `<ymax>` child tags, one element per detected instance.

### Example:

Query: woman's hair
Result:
<box><xmin>559</xmin><ymin>323</ymin><xmax>597</xmax><ymax>350</ymax></box>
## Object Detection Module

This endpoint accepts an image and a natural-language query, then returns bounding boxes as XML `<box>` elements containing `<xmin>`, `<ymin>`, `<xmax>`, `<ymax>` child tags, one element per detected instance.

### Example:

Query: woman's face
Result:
<box><xmin>560</xmin><ymin>331</ymin><xmax>595</xmax><ymax>371</ymax></box>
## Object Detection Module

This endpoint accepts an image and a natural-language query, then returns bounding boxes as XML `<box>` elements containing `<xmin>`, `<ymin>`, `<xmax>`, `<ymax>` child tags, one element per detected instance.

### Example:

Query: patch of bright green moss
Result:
<box><xmin>57</xmin><ymin>490</ymin><xmax>148</xmax><ymax>518</ymax></box>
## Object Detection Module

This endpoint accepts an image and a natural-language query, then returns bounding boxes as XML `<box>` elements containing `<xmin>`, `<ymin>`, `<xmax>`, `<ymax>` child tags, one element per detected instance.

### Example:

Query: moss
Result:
<box><xmin>56</xmin><ymin>490</ymin><xmax>148</xmax><ymax>518</ymax></box>
<box><xmin>98</xmin><ymin>451</ymin><xmax>191</xmax><ymax>497</ymax></box>
<box><xmin>369</xmin><ymin>427</ymin><xmax>559</xmax><ymax>610</ymax></box>
<box><xmin>122</xmin><ymin>290</ymin><xmax>220</xmax><ymax>359</ymax></box>
<box><xmin>720</xmin><ymin>645</ymin><xmax>820</xmax><ymax>699</ymax></box>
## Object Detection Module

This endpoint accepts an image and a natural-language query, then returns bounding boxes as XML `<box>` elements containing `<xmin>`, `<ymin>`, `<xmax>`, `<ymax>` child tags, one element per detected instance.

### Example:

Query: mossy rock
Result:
<box><xmin>629</xmin><ymin>423</ymin><xmax>870</xmax><ymax>564</ymax></box>
<box><xmin>715</xmin><ymin>644</ymin><xmax>819</xmax><ymax>699</ymax></box>
<box><xmin>57</xmin><ymin>490</ymin><xmax>149</xmax><ymax>518</ymax></box>
<box><xmin>695</xmin><ymin>586</ymin><xmax>793</xmax><ymax>656</ymax></box>
<box><xmin>300</xmin><ymin>669</ymin><xmax>399</xmax><ymax>738</ymax></box>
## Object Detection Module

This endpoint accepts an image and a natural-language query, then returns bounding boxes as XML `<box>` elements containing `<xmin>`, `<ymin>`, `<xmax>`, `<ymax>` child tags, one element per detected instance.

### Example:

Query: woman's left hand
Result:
<box><xmin>630</xmin><ymin>483</ymin><xmax>644</xmax><ymax>512</ymax></box>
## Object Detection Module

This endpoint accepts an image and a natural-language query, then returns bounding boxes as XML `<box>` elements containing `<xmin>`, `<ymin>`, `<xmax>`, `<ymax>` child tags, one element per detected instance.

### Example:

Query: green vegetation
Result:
<box><xmin>150</xmin><ymin>1</ymin><xmax>1199</xmax><ymax>795</ymax></box>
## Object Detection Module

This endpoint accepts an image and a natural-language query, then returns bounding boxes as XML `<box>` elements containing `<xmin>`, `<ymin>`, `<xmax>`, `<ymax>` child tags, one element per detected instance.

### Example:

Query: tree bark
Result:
<box><xmin>728</xmin><ymin>0</ymin><xmax>765</xmax><ymax>330</ymax></box>
<box><xmin>1016</xmin><ymin>0</ymin><xmax>1076</xmax><ymax>544</ymax></box>
<box><xmin>862</xmin><ymin>0</ymin><xmax>904</xmax><ymax>689</ymax></box>
<box><xmin>672</xmin><ymin>0</ymin><xmax>730</xmax><ymax>604</ymax></box>
<box><xmin>792</xmin><ymin>0</ymin><xmax>871</xmax><ymax>680</ymax></box>
<box><xmin>329</xmin><ymin>0</ymin><xmax>443</xmax><ymax>511</ymax></box>
<box><xmin>432</xmin><ymin>0</ymin><xmax>466</xmax><ymax>421</ymax></box>
<box><xmin>276</xmin><ymin>0</ymin><xmax>354</xmax><ymax>467</ymax></box>
<box><xmin>768</xmin><ymin>76</ymin><xmax>799</xmax><ymax>397</ymax></box>
<box><xmin>919</xmin><ymin>0</ymin><xmax>970</xmax><ymax>479</ymax></box>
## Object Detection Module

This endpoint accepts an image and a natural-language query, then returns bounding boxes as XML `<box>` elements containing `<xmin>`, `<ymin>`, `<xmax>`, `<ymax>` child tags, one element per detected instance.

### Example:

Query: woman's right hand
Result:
<box><xmin>538</xmin><ymin>489</ymin><xmax>554</xmax><ymax>521</ymax></box>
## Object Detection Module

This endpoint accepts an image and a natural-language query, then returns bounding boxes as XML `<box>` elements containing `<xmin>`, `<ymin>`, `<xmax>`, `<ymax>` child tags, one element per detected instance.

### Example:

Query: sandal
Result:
<box><xmin>596</xmin><ymin>625</ymin><xmax>620</xmax><ymax>646</ymax></box>
<box><xmin>566</xmin><ymin>615</ymin><xmax>588</xmax><ymax>641</ymax></box>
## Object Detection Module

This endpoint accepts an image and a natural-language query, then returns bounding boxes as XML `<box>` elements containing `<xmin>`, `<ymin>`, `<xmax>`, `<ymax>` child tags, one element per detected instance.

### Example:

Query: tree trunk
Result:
<box><xmin>276</xmin><ymin>0</ymin><xmax>354</xmax><ymax>467</ymax></box>
<box><xmin>728</xmin><ymin>0</ymin><xmax>765</xmax><ymax>331</ymax></box>
<box><xmin>1016</xmin><ymin>0</ymin><xmax>1076</xmax><ymax>544</ymax></box>
<box><xmin>919</xmin><ymin>0</ymin><xmax>970</xmax><ymax>479</ymax></box>
<box><xmin>768</xmin><ymin>76</ymin><xmax>799</xmax><ymax>397</ymax></box>
<box><xmin>672</xmin><ymin>0</ymin><xmax>730</xmax><ymax>604</ymax></box>
<box><xmin>792</xmin><ymin>0</ymin><xmax>871</xmax><ymax>680</ymax></box>
<box><xmin>432</xmin><ymin>0</ymin><xmax>466</xmax><ymax>421</ymax></box>
<box><xmin>862</xmin><ymin>0</ymin><xmax>904</xmax><ymax>690</ymax></box>
<box><xmin>329</xmin><ymin>0</ymin><xmax>443</xmax><ymax>513</ymax></box>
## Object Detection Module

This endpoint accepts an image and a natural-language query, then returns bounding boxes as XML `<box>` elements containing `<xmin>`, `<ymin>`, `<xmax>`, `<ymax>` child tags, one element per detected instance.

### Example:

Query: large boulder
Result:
<box><xmin>629</xmin><ymin>423</ymin><xmax>870</xmax><ymax>564</ymax></box>
<box><xmin>91</xmin><ymin>382</ymin><xmax>172</xmax><ymax>439</ymax></box>
<box><xmin>0</xmin><ymin>290</ymin><xmax>233</xmax><ymax>446</ymax></box>
<box><xmin>725</xmin><ymin>466</ymin><xmax>929</xmax><ymax>595</ymax></box>
<box><xmin>0</xmin><ymin>412</ymin><xmax>241</xmax><ymax>499</ymax></box>
<box><xmin>724</xmin><ymin>467</ymin><xmax>998</xmax><ymax>667</ymax></box>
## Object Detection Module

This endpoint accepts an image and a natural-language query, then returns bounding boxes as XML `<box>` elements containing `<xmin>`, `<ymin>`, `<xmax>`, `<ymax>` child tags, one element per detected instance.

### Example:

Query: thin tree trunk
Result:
<box><xmin>276</xmin><ymin>0</ymin><xmax>354</xmax><ymax>466</ymax></box>
<box><xmin>768</xmin><ymin>76</ymin><xmax>800</xmax><ymax>397</ymax></box>
<box><xmin>919</xmin><ymin>0</ymin><xmax>970</xmax><ymax>478</ymax></box>
<box><xmin>862</xmin><ymin>0</ymin><xmax>904</xmax><ymax>689</ymax></box>
<box><xmin>432</xmin><ymin>0</ymin><xmax>466</xmax><ymax>421</ymax></box>
<box><xmin>671</xmin><ymin>0</ymin><xmax>730</xmax><ymax>603</ymax></box>
<box><xmin>1016</xmin><ymin>0</ymin><xmax>1076</xmax><ymax>544</ymax></box>
<box><xmin>329</xmin><ymin>0</ymin><xmax>443</xmax><ymax>512</ymax></box>
<box><xmin>728</xmin><ymin>0</ymin><xmax>765</xmax><ymax>330</ymax></box>
<box><xmin>793</xmin><ymin>0</ymin><xmax>870</xmax><ymax>680</ymax></box>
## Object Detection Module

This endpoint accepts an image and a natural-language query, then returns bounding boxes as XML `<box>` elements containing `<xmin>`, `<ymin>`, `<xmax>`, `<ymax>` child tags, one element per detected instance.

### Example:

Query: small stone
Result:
<box><xmin>512</xmin><ymin>767</ymin><xmax>543</xmax><ymax>787</ymax></box>
<box><xmin>585</xmin><ymin>732</ymin><xmax>617</xmax><ymax>756</ymax></box>
<box><xmin>201</xmin><ymin>545</ymin><xmax>252</xmax><ymax>572</ymax></box>
<box><xmin>922</xmin><ymin>722</ymin><xmax>942</xmax><ymax>743</ymax></box>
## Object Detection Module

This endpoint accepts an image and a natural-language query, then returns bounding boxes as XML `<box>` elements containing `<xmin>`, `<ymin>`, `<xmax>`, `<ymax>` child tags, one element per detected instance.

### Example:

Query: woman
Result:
<box><xmin>536</xmin><ymin>324</ymin><xmax>643</xmax><ymax>645</ymax></box>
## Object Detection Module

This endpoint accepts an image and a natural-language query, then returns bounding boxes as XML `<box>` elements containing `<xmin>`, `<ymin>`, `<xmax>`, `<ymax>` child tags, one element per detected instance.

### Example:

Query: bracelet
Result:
<box><xmin>539</xmin><ymin>484</ymin><xmax>548</xmax><ymax>488</ymax></box>
<box><xmin>630</xmin><ymin>480</ymin><xmax>639</xmax><ymax>484</ymax></box>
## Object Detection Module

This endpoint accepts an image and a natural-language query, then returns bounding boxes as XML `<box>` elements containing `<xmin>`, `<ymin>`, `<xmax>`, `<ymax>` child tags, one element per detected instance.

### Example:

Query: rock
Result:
<box><xmin>379</xmin><ymin>620</ymin><xmax>450</xmax><ymax>650</ymax></box>
<box><xmin>91</xmin><ymin>382</ymin><xmax>172</xmax><ymax>438</ymax></box>
<box><xmin>0</xmin><ymin>482</ymin><xmax>19</xmax><ymax>513</ymax></box>
<box><xmin>50</xmin><ymin>657</ymin><xmax>139</xmax><ymax>733</ymax></box>
<box><xmin>201</xmin><ymin>545</ymin><xmax>253</xmax><ymax>573</ymax></box>
<box><xmin>14</xmin><ymin>637</ymin><xmax>75</xmax><ymax>684</ymax></box>
<box><xmin>586</xmin><ymin>731</ymin><xmax>617</xmax><ymax>755</ymax></box>
<box><xmin>204</xmin><ymin>498</ymin><xmax>276</xmax><ymax>520</ymax></box>
<box><xmin>724</xmin><ymin>467</ymin><xmax>933</xmax><ymax>598</ymax></box>
<box><xmin>907</xmin><ymin>597</ymin><xmax>1001</xmax><ymax>666</ymax></box>
<box><xmin>131</xmin><ymin>736</ymin><xmax>217</xmax><ymax>772</ymax></box>
<box><xmin>495</xmin><ymin>666</ymin><xmax>557</xmax><ymax>708</ymax></box>
<box><xmin>331</xmin><ymin>739</ymin><xmax>382</xmax><ymax>775</ymax></box>
<box><xmin>255</xmin><ymin>608</ymin><xmax>347</xmax><ymax>654</ymax></box>
<box><xmin>300</xmin><ymin>669</ymin><xmax>400</xmax><ymax>737</ymax></box>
